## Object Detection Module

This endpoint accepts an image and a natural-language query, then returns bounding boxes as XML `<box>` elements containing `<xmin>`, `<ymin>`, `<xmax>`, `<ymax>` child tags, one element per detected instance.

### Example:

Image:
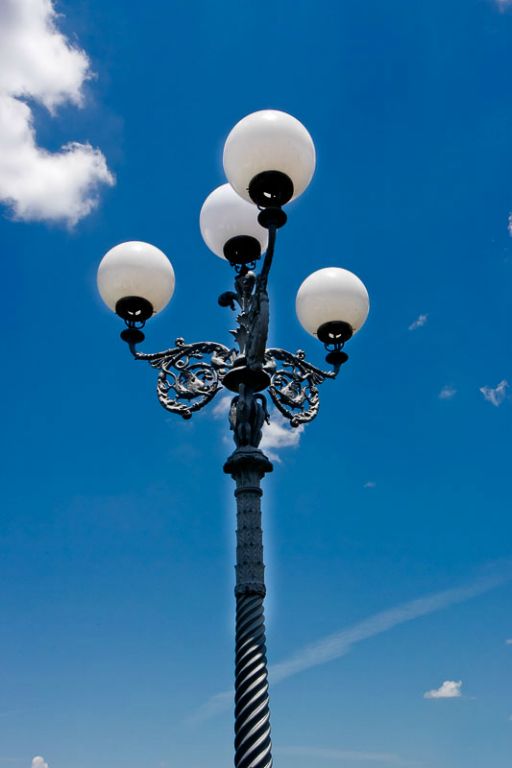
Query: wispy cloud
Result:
<box><xmin>408</xmin><ymin>314</ymin><xmax>428</xmax><ymax>331</ymax></box>
<box><xmin>276</xmin><ymin>746</ymin><xmax>415</xmax><ymax>766</ymax></box>
<box><xmin>192</xmin><ymin>570</ymin><xmax>509</xmax><ymax>722</ymax></box>
<box><xmin>268</xmin><ymin>577</ymin><xmax>502</xmax><ymax>685</ymax></box>
<box><xmin>191</xmin><ymin>689</ymin><xmax>233</xmax><ymax>722</ymax></box>
<box><xmin>364</xmin><ymin>481</ymin><xmax>376</xmax><ymax>489</ymax></box>
<box><xmin>213</xmin><ymin>395</ymin><xmax>303</xmax><ymax>461</ymax></box>
<box><xmin>506</xmin><ymin>638</ymin><xmax>512</xmax><ymax>645</ymax></box>
<box><xmin>0</xmin><ymin>0</ymin><xmax>114</xmax><ymax>225</ymax></box>
<box><xmin>438</xmin><ymin>385</ymin><xmax>457</xmax><ymax>400</ymax></box>
<box><xmin>424</xmin><ymin>680</ymin><xmax>462</xmax><ymax>699</ymax></box>
<box><xmin>480</xmin><ymin>380</ymin><xmax>509</xmax><ymax>407</ymax></box>
<box><xmin>260</xmin><ymin>412</ymin><xmax>303</xmax><ymax>461</ymax></box>
<box><xmin>212</xmin><ymin>394</ymin><xmax>231</xmax><ymax>418</ymax></box>
<box><xmin>497</xmin><ymin>0</ymin><xmax>512</xmax><ymax>10</ymax></box>
<box><xmin>0</xmin><ymin>710</ymin><xmax>21</xmax><ymax>720</ymax></box>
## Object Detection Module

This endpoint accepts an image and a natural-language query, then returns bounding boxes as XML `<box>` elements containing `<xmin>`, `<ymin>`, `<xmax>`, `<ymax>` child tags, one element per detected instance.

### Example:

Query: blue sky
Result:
<box><xmin>1</xmin><ymin>1</ymin><xmax>511</xmax><ymax>767</ymax></box>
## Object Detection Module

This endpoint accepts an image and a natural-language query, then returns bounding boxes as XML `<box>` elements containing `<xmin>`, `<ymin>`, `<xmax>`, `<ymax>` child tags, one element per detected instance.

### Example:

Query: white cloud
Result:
<box><xmin>439</xmin><ymin>385</ymin><xmax>457</xmax><ymax>400</ymax></box>
<box><xmin>424</xmin><ymin>680</ymin><xmax>462</xmax><ymax>699</ymax></box>
<box><xmin>364</xmin><ymin>481</ymin><xmax>376</xmax><ymax>489</ymax></box>
<box><xmin>506</xmin><ymin>638</ymin><xmax>512</xmax><ymax>645</ymax></box>
<box><xmin>192</xmin><ymin>571</ymin><xmax>508</xmax><ymax>722</ymax></box>
<box><xmin>32</xmin><ymin>758</ymin><xmax>49</xmax><ymax>768</ymax></box>
<box><xmin>480</xmin><ymin>380</ymin><xmax>509</xmax><ymax>407</ymax></box>
<box><xmin>408</xmin><ymin>314</ymin><xmax>428</xmax><ymax>331</ymax></box>
<box><xmin>260</xmin><ymin>412</ymin><xmax>303</xmax><ymax>461</ymax></box>
<box><xmin>212</xmin><ymin>394</ymin><xmax>231</xmax><ymax>418</ymax></box>
<box><xmin>0</xmin><ymin>0</ymin><xmax>114</xmax><ymax>225</ymax></box>
<box><xmin>497</xmin><ymin>0</ymin><xmax>512</xmax><ymax>9</ymax></box>
<box><xmin>213</xmin><ymin>395</ymin><xmax>303</xmax><ymax>461</ymax></box>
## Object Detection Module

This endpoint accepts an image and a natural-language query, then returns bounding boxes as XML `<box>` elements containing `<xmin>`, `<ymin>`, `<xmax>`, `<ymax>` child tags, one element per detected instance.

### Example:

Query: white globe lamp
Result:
<box><xmin>296</xmin><ymin>267</ymin><xmax>369</xmax><ymax>363</ymax></box>
<box><xmin>223</xmin><ymin>110</ymin><xmax>316</xmax><ymax>209</ymax></box>
<box><xmin>97</xmin><ymin>241</ymin><xmax>175</xmax><ymax>326</ymax></box>
<box><xmin>200</xmin><ymin>184</ymin><xmax>269</xmax><ymax>265</ymax></box>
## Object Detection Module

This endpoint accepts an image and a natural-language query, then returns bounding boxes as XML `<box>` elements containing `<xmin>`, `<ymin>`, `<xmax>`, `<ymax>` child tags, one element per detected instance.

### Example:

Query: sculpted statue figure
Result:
<box><xmin>229</xmin><ymin>384</ymin><xmax>270</xmax><ymax>448</ymax></box>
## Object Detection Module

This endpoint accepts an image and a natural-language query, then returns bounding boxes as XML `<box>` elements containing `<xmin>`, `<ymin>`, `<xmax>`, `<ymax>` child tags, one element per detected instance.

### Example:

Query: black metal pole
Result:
<box><xmin>225</xmin><ymin>393</ymin><xmax>273</xmax><ymax>768</ymax></box>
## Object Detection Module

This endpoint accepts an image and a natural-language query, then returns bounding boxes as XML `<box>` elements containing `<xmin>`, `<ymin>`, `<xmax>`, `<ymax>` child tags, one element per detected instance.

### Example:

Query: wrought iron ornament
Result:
<box><xmin>132</xmin><ymin>340</ymin><xmax>337</xmax><ymax>425</ymax></box>
<box><xmin>265</xmin><ymin>348</ymin><xmax>336</xmax><ymax>426</ymax></box>
<box><xmin>133</xmin><ymin>339</ymin><xmax>234</xmax><ymax>419</ymax></box>
<box><xmin>120</xmin><ymin>209</ymin><xmax>349</xmax><ymax>768</ymax></box>
<box><xmin>127</xmin><ymin>222</ymin><xmax>343</xmax><ymax>426</ymax></box>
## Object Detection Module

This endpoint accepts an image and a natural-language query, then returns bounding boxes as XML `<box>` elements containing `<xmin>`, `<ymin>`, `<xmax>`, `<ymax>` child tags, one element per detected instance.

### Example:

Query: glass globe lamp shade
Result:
<box><xmin>296</xmin><ymin>267</ymin><xmax>369</xmax><ymax>339</ymax></box>
<box><xmin>223</xmin><ymin>110</ymin><xmax>316</xmax><ymax>207</ymax></box>
<box><xmin>199</xmin><ymin>184</ymin><xmax>268</xmax><ymax>263</ymax></box>
<box><xmin>97</xmin><ymin>241</ymin><xmax>175</xmax><ymax>320</ymax></box>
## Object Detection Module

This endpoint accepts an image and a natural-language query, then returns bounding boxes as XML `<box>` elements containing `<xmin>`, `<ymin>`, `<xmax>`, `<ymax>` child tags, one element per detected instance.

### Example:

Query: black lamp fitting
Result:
<box><xmin>248</xmin><ymin>171</ymin><xmax>294</xmax><ymax>208</ymax></box>
<box><xmin>223</xmin><ymin>235</ymin><xmax>262</xmax><ymax>266</ymax></box>
<box><xmin>115</xmin><ymin>296</ymin><xmax>154</xmax><ymax>327</ymax></box>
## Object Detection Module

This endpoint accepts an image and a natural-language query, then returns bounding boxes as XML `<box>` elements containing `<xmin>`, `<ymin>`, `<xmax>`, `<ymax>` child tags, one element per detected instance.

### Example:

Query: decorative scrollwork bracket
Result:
<box><xmin>133</xmin><ymin>338</ymin><xmax>235</xmax><ymax>419</ymax></box>
<box><xmin>265</xmin><ymin>348</ymin><xmax>339</xmax><ymax>426</ymax></box>
<box><xmin>130</xmin><ymin>336</ymin><xmax>340</xmax><ymax>428</ymax></box>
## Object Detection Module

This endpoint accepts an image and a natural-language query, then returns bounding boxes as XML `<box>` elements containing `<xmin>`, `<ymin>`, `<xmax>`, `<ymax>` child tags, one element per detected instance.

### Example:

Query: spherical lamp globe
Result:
<box><xmin>223</xmin><ymin>110</ymin><xmax>316</xmax><ymax>207</ymax></box>
<box><xmin>97</xmin><ymin>241</ymin><xmax>175</xmax><ymax>323</ymax></box>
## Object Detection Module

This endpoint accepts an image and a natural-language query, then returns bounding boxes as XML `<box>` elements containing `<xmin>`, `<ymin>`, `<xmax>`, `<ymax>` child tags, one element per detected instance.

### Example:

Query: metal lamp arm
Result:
<box><xmin>259</xmin><ymin>222</ymin><xmax>277</xmax><ymax>289</ymax></box>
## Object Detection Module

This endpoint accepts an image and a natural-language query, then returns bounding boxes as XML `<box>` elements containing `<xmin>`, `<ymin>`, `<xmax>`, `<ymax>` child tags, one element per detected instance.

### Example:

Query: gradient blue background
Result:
<box><xmin>1</xmin><ymin>1</ymin><xmax>511</xmax><ymax>766</ymax></box>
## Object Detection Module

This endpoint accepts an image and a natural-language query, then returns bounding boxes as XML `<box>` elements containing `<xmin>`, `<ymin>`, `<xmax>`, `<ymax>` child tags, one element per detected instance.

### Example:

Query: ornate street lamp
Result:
<box><xmin>97</xmin><ymin>109</ymin><xmax>369</xmax><ymax>768</ymax></box>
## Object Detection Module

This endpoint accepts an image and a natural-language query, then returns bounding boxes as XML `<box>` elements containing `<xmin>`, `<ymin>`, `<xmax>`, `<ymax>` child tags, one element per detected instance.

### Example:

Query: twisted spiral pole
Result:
<box><xmin>235</xmin><ymin>593</ymin><xmax>272</xmax><ymax>768</ymax></box>
<box><xmin>225</xmin><ymin>446</ymin><xmax>273</xmax><ymax>768</ymax></box>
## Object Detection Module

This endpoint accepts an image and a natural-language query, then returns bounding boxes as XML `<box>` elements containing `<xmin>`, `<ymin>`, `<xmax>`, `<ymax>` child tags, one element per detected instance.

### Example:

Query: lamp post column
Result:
<box><xmin>96</xmin><ymin>108</ymin><xmax>371</xmax><ymax>768</ymax></box>
<box><xmin>224</xmin><ymin>390</ymin><xmax>274</xmax><ymax>768</ymax></box>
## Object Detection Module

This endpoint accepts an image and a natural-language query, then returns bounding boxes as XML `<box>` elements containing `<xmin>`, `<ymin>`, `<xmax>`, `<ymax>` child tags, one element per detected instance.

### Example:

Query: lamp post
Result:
<box><xmin>97</xmin><ymin>110</ymin><xmax>369</xmax><ymax>768</ymax></box>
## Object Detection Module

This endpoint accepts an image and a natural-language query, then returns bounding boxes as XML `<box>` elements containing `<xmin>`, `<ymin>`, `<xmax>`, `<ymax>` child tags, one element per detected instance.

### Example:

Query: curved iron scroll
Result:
<box><xmin>131</xmin><ymin>339</ymin><xmax>338</xmax><ymax>425</ymax></box>
<box><xmin>265</xmin><ymin>348</ymin><xmax>337</xmax><ymax>427</ymax></box>
<box><xmin>134</xmin><ymin>338</ymin><xmax>235</xmax><ymax>419</ymax></box>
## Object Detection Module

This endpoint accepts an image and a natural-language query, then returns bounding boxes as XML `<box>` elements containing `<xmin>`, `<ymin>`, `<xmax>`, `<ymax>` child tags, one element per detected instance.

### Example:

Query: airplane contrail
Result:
<box><xmin>190</xmin><ymin>569</ymin><xmax>510</xmax><ymax>723</ymax></box>
<box><xmin>275</xmin><ymin>746</ymin><xmax>417</xmax><ymax>766</ymax></box>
